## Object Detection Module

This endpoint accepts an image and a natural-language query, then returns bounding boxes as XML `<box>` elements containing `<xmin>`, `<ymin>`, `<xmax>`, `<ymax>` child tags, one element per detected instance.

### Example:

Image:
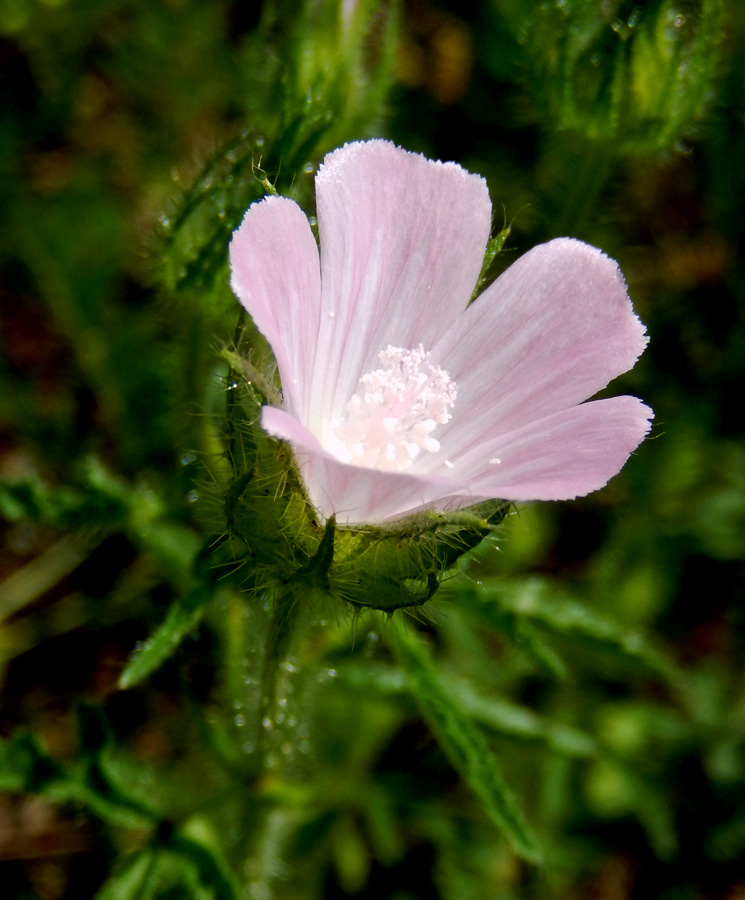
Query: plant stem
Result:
<box><xmin>255</xmin><ymin>581</ymin><xmax>301</xmax><ymax>763</ymax></box>
<box><xmin>252</xmin><ymin>518</ymin><xmax>336</xmax><ymax>772</ymax></box>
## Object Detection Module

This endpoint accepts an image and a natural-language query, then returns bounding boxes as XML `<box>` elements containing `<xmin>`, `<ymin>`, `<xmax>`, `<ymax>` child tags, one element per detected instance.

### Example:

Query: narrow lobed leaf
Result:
<box><xmin>454</xmin><ymin>576</ymin><xmax>679</xmax><ymax>683</ymax></box>
<box><xmin>390</xmin><ymin>619</ymin><xmax>543</xmax><ymax>864</ymax></box>
<box><xmin>118</xmin><ymin>584</ymin><xmax>212</xmax><ymax>689</ymax></box>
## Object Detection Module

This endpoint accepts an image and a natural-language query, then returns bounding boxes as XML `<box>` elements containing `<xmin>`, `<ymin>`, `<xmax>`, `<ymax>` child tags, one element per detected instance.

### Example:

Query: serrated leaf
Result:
<box><xmin>390</xmin><ymin>620</ymin><xmax>543</xmax><ymax>864</ymax></box>
<box><xmin>118</xmin><ymin>583</ymin><xmax>212</xmax><ymax>689</ymax></box>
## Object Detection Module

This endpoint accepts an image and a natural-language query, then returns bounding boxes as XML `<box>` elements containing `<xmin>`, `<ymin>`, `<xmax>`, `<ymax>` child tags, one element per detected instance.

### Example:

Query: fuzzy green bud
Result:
<box><xmin>514</xmin><ymin>0</ymin><xmax>724</xmax><ymax>155</ymax></box>
<box><xmin>329</xmin><ymin>502</ymin><xmax>509</xmax><ymax>611</ymax></box>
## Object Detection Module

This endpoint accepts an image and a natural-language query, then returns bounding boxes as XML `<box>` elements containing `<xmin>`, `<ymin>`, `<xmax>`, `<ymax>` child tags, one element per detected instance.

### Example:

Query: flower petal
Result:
<box><xmin>440</xmin><ymin>396</ymin><xmax>653</xmax><ymax>503</ymax></box>
<box><xmin>261</xmin><ymin>406</ymin><xmax>466</xmax><ymax>524</ymax></box>
<box><xmin>229</xmin><ymin>196</ymin><xmax>321</xmax><ymax>421</ymax></box>
<box><xmin>430</xmin><ymin>238</ymin><xmax>649</xmax><ymax>468</ymax></box>
<box><xmin>307</xmin><ymin>140</ymin><xmax>492</xmax><ymax>440</ymax></box>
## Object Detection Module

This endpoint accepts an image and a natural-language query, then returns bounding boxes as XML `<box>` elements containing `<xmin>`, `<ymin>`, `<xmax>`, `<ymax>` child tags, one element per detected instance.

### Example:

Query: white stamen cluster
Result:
<box><xmin>333</xmin><ymin>345</ymin><xmax>456</xmax><ymax>472</ymax></box>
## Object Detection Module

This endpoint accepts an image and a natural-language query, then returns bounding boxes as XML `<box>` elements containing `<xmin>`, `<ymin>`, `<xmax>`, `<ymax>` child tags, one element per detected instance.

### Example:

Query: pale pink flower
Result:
<box><xmin>229</xmin><ymin>140</ymin><xmax>652</xmax><ymax>525</ymax></box>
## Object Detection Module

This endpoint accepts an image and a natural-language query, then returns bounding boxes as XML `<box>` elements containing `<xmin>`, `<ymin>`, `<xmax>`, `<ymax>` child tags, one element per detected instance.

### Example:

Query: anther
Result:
<box><xmin>332</xmin><ymin>345</ymin><xmax>456</xmax><ymax>472</ymax></box>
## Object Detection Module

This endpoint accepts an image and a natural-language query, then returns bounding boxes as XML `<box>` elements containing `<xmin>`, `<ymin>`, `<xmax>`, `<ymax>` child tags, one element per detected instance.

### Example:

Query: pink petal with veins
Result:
<box><xmin>230</xmin><ymin>141</ymin><xmax>653</xmax><ymax>525</ymax></box>
<box><xmin>262</xmin><ymin>406</ymin><xmax>465</xmax><ymax>523</ymax></box>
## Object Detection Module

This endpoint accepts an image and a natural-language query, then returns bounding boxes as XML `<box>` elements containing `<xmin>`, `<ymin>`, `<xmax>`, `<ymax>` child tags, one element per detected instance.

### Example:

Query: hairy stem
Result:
<box><xmin>253</xmin><ymin>517</ymin><xmax>336</xmax><ymax>769</ymax></box>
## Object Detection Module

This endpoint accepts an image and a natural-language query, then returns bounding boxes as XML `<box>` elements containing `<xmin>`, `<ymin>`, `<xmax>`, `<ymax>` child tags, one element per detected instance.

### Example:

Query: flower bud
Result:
<box><xmin>520</xmin><ymin>0</ymin><xmax>723</xmax><ymax>154</ymax></box>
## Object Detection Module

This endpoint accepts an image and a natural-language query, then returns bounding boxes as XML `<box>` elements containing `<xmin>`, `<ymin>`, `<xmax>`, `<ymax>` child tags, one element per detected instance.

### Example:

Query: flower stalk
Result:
<box><xmin>254</xmin><ymin>518</ymin><xmax>336</xmax><ymax>759</ymax></box>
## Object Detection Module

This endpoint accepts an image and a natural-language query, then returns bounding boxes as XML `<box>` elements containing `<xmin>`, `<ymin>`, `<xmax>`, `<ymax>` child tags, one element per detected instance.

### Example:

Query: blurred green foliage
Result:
<box><xmin>1</xmin><ymin>1</ymin><xmax>744</xmax><ymax>899</ymax></box>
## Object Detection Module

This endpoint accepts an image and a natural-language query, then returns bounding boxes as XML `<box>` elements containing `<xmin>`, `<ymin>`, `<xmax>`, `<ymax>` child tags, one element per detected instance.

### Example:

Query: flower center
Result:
<box><xmin>332</xmin><ymin>345</ymin><xmax>456</xmax><ymax>472</ymax></box>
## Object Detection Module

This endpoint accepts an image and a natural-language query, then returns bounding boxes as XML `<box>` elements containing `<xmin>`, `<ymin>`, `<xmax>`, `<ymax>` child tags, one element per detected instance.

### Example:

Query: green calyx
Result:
<box><xmin>329</xmin><ymin>502</ymin><xmax>510</xmax><ymax>611</ymax></box>
<box><xmin>220</xmin><ymin>366</ymin><xmax>509</xmax><ymax>611</ymax></box>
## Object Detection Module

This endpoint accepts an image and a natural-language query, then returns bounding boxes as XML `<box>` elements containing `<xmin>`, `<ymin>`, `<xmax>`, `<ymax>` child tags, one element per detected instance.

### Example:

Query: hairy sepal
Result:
<box><xmin>223</xmin><ymin>371</ymin><xmax>510</xmax><ymax>610</ymax></box>
<box><xmin>328</xmin><ymin>501</ymin><xmax>510</xmax><ymax>611</ymax></box>
<box><xmin>224</xmin><ymin>392</ymin><xmax>321</xmax><ymax>573</ymax></box>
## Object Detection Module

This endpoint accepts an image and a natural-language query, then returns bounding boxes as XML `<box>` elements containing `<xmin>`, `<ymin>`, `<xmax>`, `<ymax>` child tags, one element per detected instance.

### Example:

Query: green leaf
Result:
<box><xmin>390</xmin><ymin>620</ymin><xmax>543</xmax><ymax>864</ymax></box>
<box><xmin>95</xmin><ymin>850</ymin><xmax>158</xmax><ymax>900</ymax></box>
<box><xmin>337</xmin><ymin>660</ymin><xmax>596</xmax><ymax>759</ymax></box>
<box><xmin>0</xmin><ymin>535</ymin><xmax>95</xmax><ymax>625</ymax></box>
<box><xmin>458</xmin><ymin>577</ymin><xmax>679</xmax><ymax>683</ymax></box>
<box><xmin>171</xmin><ymin>830</ymin><xmax>241</xmax><ymax>900</ymax></box>
<box><xmin>0</xmin><ymin>729</ymin><xmax>153</xmax><ymax>829</ymax></box>
<box><xmin>0</xmin><ymin>463</ymin><xmax>203</xmax><ymax>594</ymax></box>
<box><xmin>161</xmin><ymin>131</ymin><xmax>270</xmax><ymax>295</ymax></box>
<box><xmin>707</xmin><ymin>806</ymin><xmax>745</xmax><ymax>862</ymax></box>
<box><xmin>118</xmin><ymin>583</ymin><xmax>212</xmax><ymax>689</ymax></box>
<box><xmin>446</xmin><ymin>677</ymin><xmax>597</xmax><ymax>760</ymax></box>
<box><xmin>0</xmin><ymin>474</ymin><xmax>126</xmax><ymax>530</ymax></box>
<box><xmin>511</xmin><ymin>0</ymin><xmax>725</xmax><ymax>154</ymax></box>
<box><xmin>81</xmin><ymin>457</ymin><xmax>202</xmax><ymax>585</ymax></box>
<box><xmin>0</xmin><ymin>732</ymin><xmax>63</xmax><ymax>793</ymax></box>
<box><xmin>96</xmin><ymin>840</ymin><xmax>239</xmax><ymax>900</ymax></box>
